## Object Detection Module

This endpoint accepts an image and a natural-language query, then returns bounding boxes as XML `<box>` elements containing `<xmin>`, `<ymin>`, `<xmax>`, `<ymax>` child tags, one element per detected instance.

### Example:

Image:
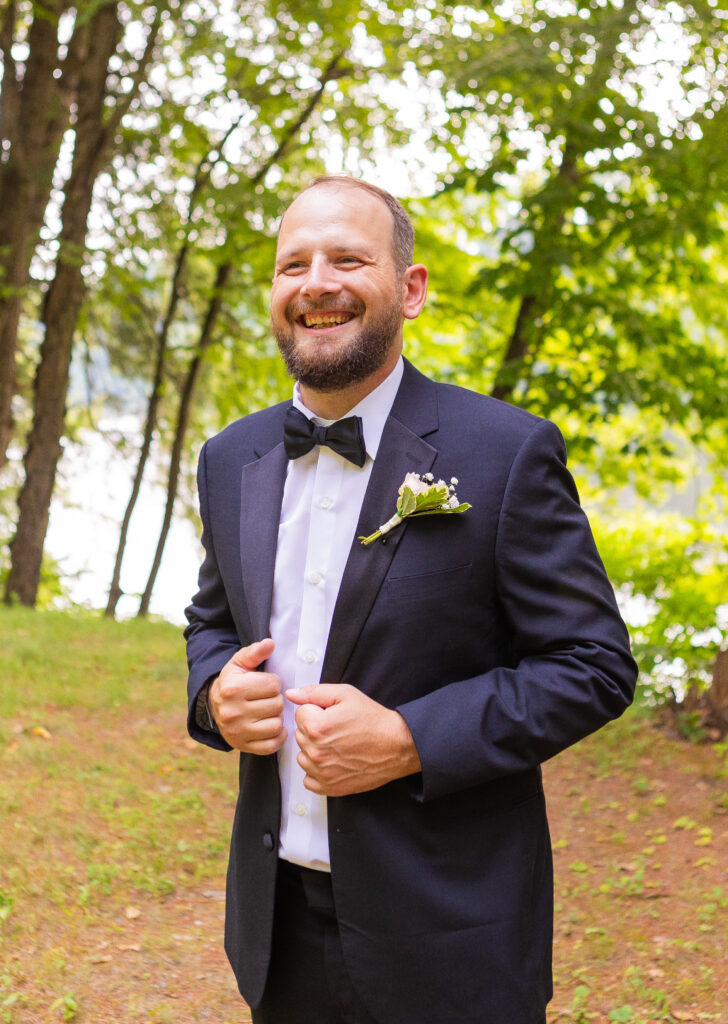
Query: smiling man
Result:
<box><xmin>184</xmin><ymin>175</ymin><xmax>637</xmax><ymax>1024</ymax></box>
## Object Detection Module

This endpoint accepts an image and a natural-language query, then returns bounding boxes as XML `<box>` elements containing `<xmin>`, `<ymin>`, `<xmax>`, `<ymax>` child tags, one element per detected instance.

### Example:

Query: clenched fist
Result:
<box><xmin>209</xmin><ymin>638</ymin><xmax>286</xmax><ymax>754</ymax></box>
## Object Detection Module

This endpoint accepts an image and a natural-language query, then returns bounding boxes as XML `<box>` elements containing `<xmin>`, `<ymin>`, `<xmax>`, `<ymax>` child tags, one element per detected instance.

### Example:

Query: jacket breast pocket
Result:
<box><xmin>382</xmin><ymin>562</ymin><xmax>474</xmax><ymax>609</ymax></box>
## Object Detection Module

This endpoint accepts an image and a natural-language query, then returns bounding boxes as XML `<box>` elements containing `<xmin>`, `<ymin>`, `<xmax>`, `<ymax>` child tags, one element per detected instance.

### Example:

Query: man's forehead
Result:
<box><xmin>278</xmin><ymin>184</ymin><xmax>394</xmax><ymax>238</ymax></box>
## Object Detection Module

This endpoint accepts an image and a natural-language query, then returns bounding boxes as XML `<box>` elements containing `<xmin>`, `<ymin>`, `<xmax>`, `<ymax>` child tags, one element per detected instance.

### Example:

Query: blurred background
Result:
<box><xmin>1</xmin><ymin>0</ymin><xmax>727</xmax><ymax>732</ymax></box>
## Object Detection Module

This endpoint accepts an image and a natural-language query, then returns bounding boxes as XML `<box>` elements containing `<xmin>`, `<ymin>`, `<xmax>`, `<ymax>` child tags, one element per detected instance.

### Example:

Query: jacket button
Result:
<box><xmin>263</xmin><ymin>831</ymin><xmax>275</xmax><ymax>852</ymax></box>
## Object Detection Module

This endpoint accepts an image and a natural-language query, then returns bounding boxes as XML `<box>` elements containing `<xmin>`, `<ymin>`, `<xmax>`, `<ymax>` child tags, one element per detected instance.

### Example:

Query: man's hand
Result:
<box><xmin>209</xmin><ymin>638</ymin><xmax>286</xmax><ymax>754</ymax></box>
<box><xmin>286</xmin><ymin>684</ymin><xmax>421</xmax><ymax>796</ymax></box>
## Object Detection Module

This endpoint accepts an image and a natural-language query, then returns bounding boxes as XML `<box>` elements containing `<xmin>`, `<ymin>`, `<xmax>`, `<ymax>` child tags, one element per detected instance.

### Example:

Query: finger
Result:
<box><xmin>243</xmin><ymin>729</ymin><xmax>288</xmax><ymax>756</ymax></box>
<box><xmin>218</xmin><ymin>694</ymin><xmax>283</xmax><ymax>731</ymax></box>
<box><xmin>219</xmin><ymin>671</ymin><xmax>282</xmax><ymax>702</ymax></box>
<box><xmin>245</xmin><ymin>694</ymin><xmax>285</xmax><ymax>722</ymax></box>
<box><xmin>244</xmin><ymin>716</ymin><xmax>287</xmax><ymax>741</ymax></box>
<box><xmin>230</xmin><ymin>637</ymin><xmax>275</xmax><ymax>673</ymax></box>
<box><xmin>293</xmin><ymin>704</ymin><xmax>327</xmax><ymax>740</ymax></box>
<box><xmin>225</xmin><ymin>720</ymin><xmax>287</xmax><ymax>751</ymax></box>
<box><xmin>301</xmin><ymin>774</ymin><xmax>325</xmax><ymax>795</ymax></box>
<box><xmin>285</xmin><ymin>683</ymin><xmax>344</xmax><ymax>708</ymax></box>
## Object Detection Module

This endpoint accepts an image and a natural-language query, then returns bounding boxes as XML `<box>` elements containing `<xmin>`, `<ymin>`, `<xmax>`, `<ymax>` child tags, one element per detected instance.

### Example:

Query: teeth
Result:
<box><xmin>303</xmin><ymin>312</ymin><xmax>352</xmax><ymax>328</ymax></box>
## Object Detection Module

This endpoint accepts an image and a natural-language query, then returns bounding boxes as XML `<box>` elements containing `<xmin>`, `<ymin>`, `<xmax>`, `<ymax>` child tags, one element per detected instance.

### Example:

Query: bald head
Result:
<box><xmin>282</xmin><ymin>175</ymin><xmax>415</xmax><ymax>277</ymax></box>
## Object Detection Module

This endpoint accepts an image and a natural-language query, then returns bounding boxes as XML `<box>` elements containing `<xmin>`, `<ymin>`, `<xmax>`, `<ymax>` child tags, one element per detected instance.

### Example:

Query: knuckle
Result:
<box><xmin>218</xmin><ymin>706</ymin><xmax>235</xmax><ymax>726</ymax></box>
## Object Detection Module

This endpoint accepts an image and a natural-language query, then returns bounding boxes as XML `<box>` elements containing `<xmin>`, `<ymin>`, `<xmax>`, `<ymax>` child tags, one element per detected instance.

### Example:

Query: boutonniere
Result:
<box><xmin>359</xmin><ymin>472</ymin><xmax>471</xmax><ymax>546</ymax></box>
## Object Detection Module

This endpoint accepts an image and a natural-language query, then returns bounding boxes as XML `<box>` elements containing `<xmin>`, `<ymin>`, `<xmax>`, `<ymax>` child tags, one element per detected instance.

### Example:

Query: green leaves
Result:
<box><xmin>397</xmin><ymin>485</ymin><xmax>418</xmax><ymax>518</ymax></box>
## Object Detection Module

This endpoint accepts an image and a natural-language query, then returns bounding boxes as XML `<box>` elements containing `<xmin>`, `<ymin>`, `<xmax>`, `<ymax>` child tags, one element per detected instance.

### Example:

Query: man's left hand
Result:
<box><xmin>285</xmin><ymin>684</ymin><xmax>421</xmax><ymax>796</ymax></box>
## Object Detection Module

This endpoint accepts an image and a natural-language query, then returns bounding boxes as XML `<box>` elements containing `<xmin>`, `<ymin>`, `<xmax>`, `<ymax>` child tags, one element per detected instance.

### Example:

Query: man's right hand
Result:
<box><xmin>208</xmin><ymin>638</ymin><xmax>286</xmax><ymax>754</ymax></box>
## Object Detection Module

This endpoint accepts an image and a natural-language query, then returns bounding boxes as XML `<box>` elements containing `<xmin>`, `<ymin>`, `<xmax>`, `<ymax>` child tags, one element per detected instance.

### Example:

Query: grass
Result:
<box><xmin>1</xmin><ymin>607</ymin><xmax>727</xmax><ymax>1023</ymax></box>
<box><xmin>1</xmin><ymin>608</ymin><xmax>245</xmax><ymax>1023</ymax></box>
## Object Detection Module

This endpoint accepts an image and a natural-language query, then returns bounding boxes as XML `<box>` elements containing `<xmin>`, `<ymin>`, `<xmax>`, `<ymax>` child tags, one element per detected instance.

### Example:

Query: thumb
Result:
<box><xmin>286</xmin><ymin>683</ymin><xmax>342</xmax><ymax>709</ymax></box>
<box><xmin>230</xmin><ymin>637</ymin><xmax>274</xmax><ymax>672</ymax></box>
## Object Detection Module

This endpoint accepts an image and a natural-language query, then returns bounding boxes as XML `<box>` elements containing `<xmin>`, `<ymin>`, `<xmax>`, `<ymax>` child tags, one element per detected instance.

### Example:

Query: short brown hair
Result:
<box><xmin>293</xmin><ymin>175</ymin><xmax>415</xmax><ymax>276</ymax></box>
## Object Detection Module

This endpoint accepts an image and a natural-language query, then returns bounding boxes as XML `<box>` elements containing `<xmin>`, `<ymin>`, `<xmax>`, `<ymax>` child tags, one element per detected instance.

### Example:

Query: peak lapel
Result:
<box><xmin>321</xmin><ymin>364</ymin><xmax>439</xmax><ymax>685</ymax></box>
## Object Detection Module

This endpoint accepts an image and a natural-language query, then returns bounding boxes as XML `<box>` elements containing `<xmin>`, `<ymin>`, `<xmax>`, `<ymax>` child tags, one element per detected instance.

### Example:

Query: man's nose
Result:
<box><xmin>300</xmin><ymin>256</ymin><xmax>341</xmax><ymax>300</ymax></box>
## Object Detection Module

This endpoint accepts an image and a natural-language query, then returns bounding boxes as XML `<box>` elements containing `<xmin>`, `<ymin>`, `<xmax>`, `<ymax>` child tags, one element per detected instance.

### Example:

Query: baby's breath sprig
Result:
<box><xmin>359</xmin><ymin>472</ymin><xmax>471</xmax><ymax>546</ymax></box>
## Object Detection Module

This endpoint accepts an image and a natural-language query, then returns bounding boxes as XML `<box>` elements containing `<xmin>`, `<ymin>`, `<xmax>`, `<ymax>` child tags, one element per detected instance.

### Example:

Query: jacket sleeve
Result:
<box><xmin>396</xmin><ymin>418</ymin><xmax>637</xmax><ymax>801</ymax></box>
<box><xmin>183</xmin><ymin>442</ymin><xmax>238</xmax><ymax>751</ymax></box>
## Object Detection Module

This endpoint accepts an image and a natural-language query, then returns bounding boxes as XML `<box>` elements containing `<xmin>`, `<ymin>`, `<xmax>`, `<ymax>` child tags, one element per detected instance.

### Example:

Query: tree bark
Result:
<box><xmin>490</xmin><ymin>142</ymin><xmax>578</xmax><ymax>404</ymax></box>
<box><xmin>0</xmin><ymin>0</ymin><xmax>77</xmax><ymax>465</ymax></box>
<box><xmin>706</xmin><ymin>648</ymin><xmax>728</xmax><ymax>737</ymax></box>
<box><xmin>3</xmin><ymin>2</ymin><xmax>121</xmax><ymax>606</ymax></box>
<box><xmin>103</xmin><ymin>235</ymin><xmax>191</xmax><ymax>616</ymax></box>
<box><xmin>137</xmin><ymin>262</ymin><xmax>231</xmax><ymax>617</ymax></box>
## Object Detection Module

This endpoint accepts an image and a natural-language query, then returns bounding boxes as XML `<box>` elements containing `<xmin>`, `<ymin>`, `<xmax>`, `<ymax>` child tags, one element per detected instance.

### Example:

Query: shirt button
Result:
<box><xmin>319</xmin><ymin>497</ymin><xmax>332</xmax><ymax>509</ymax></box>
<box><xmin>294</xmin><ymin>803</ymin><xmax>306</xmax><ymax>817</ymax></box>
<box><xmin>309</xmin><ymin>571</ymin><xmax>323</xmax><ymax>585</ymax></box>
<box><xmin>304</xmin><ymin>650</ymin><xmax>316</xmax><ymax>664</ymax></box>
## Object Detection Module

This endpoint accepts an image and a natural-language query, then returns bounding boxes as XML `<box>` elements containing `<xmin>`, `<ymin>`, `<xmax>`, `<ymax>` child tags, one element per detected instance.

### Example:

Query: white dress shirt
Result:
<box><xmin>267</xmin><ymin>357</ymin><xmax>404</xmax><ymax>871</ymax></box>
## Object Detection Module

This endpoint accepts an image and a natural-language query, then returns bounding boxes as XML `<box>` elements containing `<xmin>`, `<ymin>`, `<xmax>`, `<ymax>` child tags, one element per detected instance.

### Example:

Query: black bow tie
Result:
<box><xmin>283</xmin><ymin>406</ymin><xmax>367</xmax><ymax>468</ymax></box>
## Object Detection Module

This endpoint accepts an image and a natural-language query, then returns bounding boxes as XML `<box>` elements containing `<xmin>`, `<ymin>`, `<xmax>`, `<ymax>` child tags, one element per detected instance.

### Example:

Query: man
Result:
<box><xmin>184</xmin><ymin>175</ymin><xmax>637</xmax><ymax>1024</ymax></box>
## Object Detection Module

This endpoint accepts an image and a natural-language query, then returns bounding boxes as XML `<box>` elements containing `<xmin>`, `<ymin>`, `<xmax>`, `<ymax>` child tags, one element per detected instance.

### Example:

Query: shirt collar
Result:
<box><xmin>291</xmin><ymin>357</ymin><xmax>404</xmax><ymax>462</ymax></box>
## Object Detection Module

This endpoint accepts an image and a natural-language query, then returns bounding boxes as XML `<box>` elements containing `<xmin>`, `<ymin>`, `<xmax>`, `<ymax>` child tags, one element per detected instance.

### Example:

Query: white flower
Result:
<box><xmin>359</xmin><ymin>471</ymin><xmax>471</xmax><ymax>546</ymax></box>
<box><xmin>399</xmin><ymin>472</ymin><xmax>430</xmax><ymax>497</ymax></box>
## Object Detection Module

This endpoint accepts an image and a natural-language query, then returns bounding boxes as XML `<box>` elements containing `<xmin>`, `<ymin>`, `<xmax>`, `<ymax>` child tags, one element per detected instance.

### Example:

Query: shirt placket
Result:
<box><xmin>288</xmin><ymin>448</ymin><xmax>345</xmax><ymax>859</ymax></box>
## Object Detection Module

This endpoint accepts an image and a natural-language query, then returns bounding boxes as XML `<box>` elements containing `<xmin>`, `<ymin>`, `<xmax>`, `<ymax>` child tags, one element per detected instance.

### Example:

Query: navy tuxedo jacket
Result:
<box><xmin>185</xmin><ymin>360</ymin><xmax>637</xmax><ymax>1024</ymax></box>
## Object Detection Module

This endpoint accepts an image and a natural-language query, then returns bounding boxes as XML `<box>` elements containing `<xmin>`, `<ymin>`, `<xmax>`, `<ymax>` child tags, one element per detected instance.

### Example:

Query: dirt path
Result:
<box><xmin>2</xmin><ymin>703</ymin><xmax>726</xmax><ymax>1023</ymax></box>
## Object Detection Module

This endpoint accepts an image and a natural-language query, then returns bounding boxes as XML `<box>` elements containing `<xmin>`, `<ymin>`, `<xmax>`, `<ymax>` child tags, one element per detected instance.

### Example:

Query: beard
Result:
<box><xmin>272</xmin><ymin>296</ymin><xmax>403</xmax><ymax>392</ymax></box>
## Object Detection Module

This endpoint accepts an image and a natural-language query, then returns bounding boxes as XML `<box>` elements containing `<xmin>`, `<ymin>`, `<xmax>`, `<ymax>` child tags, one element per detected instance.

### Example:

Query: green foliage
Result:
<box><xmin>593</xmin><ymin>507</ymin><xmax>726</xmax><ymax>703</ymax></box>
<box><xmin>4</xmin><ymin>0</ymin><xmax>728</xmax><ymax>708</ymax></box>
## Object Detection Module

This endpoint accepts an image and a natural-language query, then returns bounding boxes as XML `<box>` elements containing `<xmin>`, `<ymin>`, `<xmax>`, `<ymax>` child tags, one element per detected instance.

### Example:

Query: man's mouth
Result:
<box><xmin>299</xmin><ymin>311</ymin><xmax>355</xmax><ymax>330</ymax></box>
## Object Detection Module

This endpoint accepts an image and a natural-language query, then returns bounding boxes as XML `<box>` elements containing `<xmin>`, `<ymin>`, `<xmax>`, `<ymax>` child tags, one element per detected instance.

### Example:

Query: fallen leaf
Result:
<box><xmin>183</xmin><ymin>738</ymin><xmax>197</xmax><ymax>751</ymax></box>
<box><xmin>11</xmin><ymin>723</ymin><xmax>23</xmax><ymax>735</ymax></box>
<box><xmin>90</xmin><ymin>954</ymin><xmax>112</xmax><ymax>964</ymax></box>
<box><xmin>117</xmin><ymin>943</ymin><xmax>142</xmax><ymax>952</ymax></box>
<box><xmin>5</xmin><ymin>741</ymin><xmax>18</xmax><ymax>755</ymax></box>
<box><xmin>159</xmin><ymin>764</ymin><xmax>173</xmax><ymax>774</ymax></box>
<box><xmin>124</xmin><ymin>906</ymin><xmax>141</xmax><ymax>920</ymax></box>
<box><xmin>32</xmin><ymin>725</ymin><xmax>52</xmax><ymax>739</ymax></box>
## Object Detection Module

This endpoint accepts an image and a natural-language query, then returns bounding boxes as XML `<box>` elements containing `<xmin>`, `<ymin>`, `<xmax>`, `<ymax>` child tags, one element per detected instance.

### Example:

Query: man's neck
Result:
<box><xmin>298</xmin><ymin>349</ymin><xmax>401</xmax><ymax>421</ymax></box>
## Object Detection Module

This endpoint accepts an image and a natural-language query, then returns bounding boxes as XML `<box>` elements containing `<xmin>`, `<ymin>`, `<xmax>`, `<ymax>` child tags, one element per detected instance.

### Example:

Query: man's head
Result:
<box><xmin>270</xmin><ymin>176</ymin><xmax>427</xmax><ymax>397</ymax></box>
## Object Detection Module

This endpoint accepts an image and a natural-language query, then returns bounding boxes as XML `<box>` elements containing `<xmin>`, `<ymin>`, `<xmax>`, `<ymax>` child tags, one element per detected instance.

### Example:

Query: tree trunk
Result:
<box><xmin>706</xmin><ymin>648</ymin><xmax>728</xmax><ymax>737</ymax></box>
<box><xmin>490</xmin><ymin>293</ymin><xmax>542</xmax><ymax>402</ymax></box>
<box><xmin>103</xmin><ymin>238</ymin><xmax>191</xmax><ymax>616</ymax></box>
<box><xmin>490</xmin><ymin>142</ymin><xmax>578</xmax><ymax>404</ymax></box>
<box><xmin>4</xmin><ymin>3</ymin><xmax>121</xmax><ymax>606</ymax></box>
<box><xmin>137</xmin><ymin>262</ymin><xmax>231</xmax><ymax>617</ymax></box>
<box><xmin>0</xmin><ymin>0</ymin><xmax>77</xmax><ymax>465</ymax></box>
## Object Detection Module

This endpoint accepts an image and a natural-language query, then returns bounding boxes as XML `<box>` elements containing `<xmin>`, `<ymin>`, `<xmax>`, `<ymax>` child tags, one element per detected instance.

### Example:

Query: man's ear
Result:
<box><xmin>401</xmin><ymin>264</ymin><xmax>428</xmax><ymax>320</ymax></box>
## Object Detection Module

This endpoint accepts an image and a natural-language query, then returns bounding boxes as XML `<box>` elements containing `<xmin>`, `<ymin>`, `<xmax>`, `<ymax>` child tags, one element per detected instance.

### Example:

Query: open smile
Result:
<box><xmin>298</xmin><ymin>311</ymin><xmax>356</xmax><ymax>331</ymax></box>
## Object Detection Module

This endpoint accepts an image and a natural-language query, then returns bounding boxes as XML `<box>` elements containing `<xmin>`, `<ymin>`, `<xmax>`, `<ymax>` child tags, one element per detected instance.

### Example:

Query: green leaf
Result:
<box><xmin>398</xmin><ymin>487</ymin><xmax>417</xmax><ymax>517</ymax></box>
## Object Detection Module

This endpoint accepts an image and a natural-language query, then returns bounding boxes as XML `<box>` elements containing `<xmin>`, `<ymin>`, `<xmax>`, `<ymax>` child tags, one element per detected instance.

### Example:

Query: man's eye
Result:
<box><xmin>282</xmin><ymin>263</ymin><xmax>306</xmax><ymax>274</ymax></box>
<box><xmin>338</xmin><ymin>256</ymin><xmax>361</xmax><ymax>266</ymax></box>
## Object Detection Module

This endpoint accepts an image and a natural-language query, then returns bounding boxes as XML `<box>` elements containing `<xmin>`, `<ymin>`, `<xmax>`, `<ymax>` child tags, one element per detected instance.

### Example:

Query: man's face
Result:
<box><xmin>270</xmin><ymin>185</ymin><xmax>405</xmax><ymax>392</ymax></box>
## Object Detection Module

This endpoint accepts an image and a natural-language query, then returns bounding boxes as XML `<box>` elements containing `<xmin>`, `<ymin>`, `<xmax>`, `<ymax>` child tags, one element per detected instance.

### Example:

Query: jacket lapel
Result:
<box><xmin>321</xmin><ymin>362</ymin><xmax>439</xmax><ymax>684</ymax></box>
<box><xmin>239</xmin><ymin>436</ymin><xmax>288</xmax><ymax>642</ymax></box>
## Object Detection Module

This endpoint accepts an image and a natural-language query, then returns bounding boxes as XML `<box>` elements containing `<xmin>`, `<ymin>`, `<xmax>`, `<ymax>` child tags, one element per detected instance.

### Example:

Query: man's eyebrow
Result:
<box><xmin>276</xmin><ymin>243</ymin><xmax>375</xmax><ymax>262</ymax></box>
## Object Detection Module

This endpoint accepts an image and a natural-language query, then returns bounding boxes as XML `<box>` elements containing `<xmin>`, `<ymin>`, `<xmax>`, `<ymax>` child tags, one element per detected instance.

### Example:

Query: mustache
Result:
<box><xmin>286</xmin><ymin>297</ymin><xmax>365</xmax><ymax>320</ymax></box>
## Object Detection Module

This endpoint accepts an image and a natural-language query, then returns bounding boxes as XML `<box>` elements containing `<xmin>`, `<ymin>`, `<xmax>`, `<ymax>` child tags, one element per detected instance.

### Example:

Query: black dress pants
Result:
<box><xmin>251</xmin><ymin>860</ymin><xmax>380</xmax><ymax>1024</ymax></box>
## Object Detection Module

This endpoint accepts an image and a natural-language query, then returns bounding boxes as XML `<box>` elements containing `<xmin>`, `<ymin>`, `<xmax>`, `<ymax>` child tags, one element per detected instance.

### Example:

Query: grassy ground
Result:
<box><xmin>0</xmin><ymin>608</ymin><xmax>726</xmax><ymax>1023</ymax></box>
